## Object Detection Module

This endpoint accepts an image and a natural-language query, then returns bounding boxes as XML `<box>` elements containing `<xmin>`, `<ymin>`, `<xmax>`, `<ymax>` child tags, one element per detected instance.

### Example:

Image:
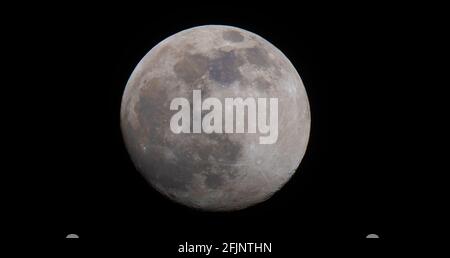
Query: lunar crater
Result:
<box><xmin>222</xmin><ymin>30</ymin><xmax>244</xmax><ymax>42</ymax></box>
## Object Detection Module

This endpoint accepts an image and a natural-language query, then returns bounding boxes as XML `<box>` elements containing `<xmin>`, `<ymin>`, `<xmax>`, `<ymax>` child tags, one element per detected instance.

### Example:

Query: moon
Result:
<box><xmin>121</xmin><ymin>25</ymin><xmax>310</xmax><ymax>211</ymax></box>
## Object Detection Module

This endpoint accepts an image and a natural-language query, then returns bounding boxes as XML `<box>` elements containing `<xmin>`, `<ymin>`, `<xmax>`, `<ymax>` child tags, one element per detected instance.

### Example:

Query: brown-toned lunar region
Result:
<box><xmin>121</xmin><ymin>25</ymin><xmax>310</xmax><ymax>211</ymax></box>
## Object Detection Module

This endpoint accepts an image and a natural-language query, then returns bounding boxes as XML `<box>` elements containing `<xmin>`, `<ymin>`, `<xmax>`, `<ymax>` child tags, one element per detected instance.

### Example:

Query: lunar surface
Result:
<box><xmin>121</xmin><ymin>25</ymin><xmax>310</xmax><ymax>211</ymax></box>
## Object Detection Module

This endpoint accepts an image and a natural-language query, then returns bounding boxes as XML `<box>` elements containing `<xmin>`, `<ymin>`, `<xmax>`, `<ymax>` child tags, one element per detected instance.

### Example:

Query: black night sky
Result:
<box><xmin>6</xmin><ymin>4</ymin><xmax>434</xmax><ymax>251</ymax></box>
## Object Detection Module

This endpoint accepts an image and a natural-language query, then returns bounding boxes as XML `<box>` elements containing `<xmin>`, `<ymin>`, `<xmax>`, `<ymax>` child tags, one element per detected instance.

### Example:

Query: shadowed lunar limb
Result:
<box><xmin>121</xmin><ymin>25</ymin><xmax>310</xmax><ymax>211</ymax></box>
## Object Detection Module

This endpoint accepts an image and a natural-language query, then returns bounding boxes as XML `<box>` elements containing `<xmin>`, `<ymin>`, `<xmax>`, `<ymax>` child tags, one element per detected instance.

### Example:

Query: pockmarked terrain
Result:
<box><xmin>121</xmin><ymin>25</ymin><xmax>310</xmax><ymax>211</ymax></box>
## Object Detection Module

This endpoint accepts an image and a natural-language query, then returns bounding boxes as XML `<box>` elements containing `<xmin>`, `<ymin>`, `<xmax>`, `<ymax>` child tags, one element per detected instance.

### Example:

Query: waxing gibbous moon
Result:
<box><xmin>120</xmin><ymin>25</ymin><xmax>310</xmax><ymax>211</ymax></box>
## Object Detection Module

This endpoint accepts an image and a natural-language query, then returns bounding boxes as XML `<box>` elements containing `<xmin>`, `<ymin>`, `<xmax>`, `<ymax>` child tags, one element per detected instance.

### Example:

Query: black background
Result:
<box><xmin>7</xmin><ymin>4</ymin><xmax>434</xmax><ymax>251</ymax></box>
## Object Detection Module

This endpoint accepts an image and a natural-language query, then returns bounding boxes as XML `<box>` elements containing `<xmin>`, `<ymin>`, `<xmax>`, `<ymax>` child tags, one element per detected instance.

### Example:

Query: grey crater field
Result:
<box><xmin>121</xmin><ymin>25</ymin><xmax>310</xmax><ymax>211</ymax></box>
